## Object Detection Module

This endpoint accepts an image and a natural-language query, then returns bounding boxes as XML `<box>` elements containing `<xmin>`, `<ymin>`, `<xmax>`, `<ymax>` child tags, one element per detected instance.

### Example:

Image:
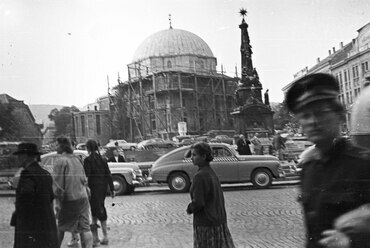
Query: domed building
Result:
<box><xmin>115</xmin><ymin>26</ymin><xmax>238</xmax><ymax>140</ymax></box>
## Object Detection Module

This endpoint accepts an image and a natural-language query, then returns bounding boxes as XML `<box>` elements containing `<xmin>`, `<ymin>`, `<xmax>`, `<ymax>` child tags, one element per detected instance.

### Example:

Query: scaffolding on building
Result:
<box><xmin>116</xmin><ymin>62</ymin><xmax>238</xmax><ymax>141</ymax></box>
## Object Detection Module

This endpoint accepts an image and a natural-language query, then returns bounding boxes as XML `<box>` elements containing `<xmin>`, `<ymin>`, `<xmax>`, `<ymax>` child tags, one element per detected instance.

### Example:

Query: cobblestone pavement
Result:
<box><xmin>0</xmin><ymin>185</ymin><xmax>305</xmax><ymax>248</ymax></box>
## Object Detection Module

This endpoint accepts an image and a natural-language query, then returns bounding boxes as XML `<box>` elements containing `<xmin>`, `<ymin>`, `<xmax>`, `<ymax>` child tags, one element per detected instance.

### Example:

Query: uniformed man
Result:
<box><xmin>286</xmin><ymin>73</ymin><xmax>370</xmax><ymax>248</ymax></box>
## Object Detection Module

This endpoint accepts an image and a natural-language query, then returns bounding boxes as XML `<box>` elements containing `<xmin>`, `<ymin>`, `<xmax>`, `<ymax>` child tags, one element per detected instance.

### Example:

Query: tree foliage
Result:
<box><xmin>48</xmin><ymin>106</ymin><xmax>79</xmax><ymax>139</ymax></box>
<box><xmin>272</xmin><ymin>101</ymin><xmax>300</xmax><ymax>133</ymax></box>
<box><xmin>0</xmin><ymin>103</ymin><xmax>21</xmax><ymax>140</ymax></box>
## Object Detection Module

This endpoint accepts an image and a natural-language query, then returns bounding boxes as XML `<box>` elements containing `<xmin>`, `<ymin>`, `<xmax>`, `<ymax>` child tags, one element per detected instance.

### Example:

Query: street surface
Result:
<box><xmin>0</xmin><ymin>184</ymin><xmax>305</xmax><ymax>248</ymax></box>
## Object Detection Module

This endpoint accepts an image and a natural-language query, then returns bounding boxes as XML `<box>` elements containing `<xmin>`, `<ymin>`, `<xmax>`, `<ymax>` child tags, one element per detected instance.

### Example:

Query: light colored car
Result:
<box><xmin>40</xmin><ymin>150</ymin><xmax>143</xmax><ymax>195</ymax></box>
<box><xmin>105</xmin><ymin>139</ymin><xmax>138</xmax><ymax>150</ymax></box>
<box><xmin>137</xmin><ymin>138</ymin><xmax>177</xmax><ymax>150</ymax></box>
<box><xmin>151</xmin><ymin>143</ymin><xmax>285</xmax><ymax>193</ymax></box>
<box><xmin>210</xmin><ymin>135</ymin><xmax>234</xmax><ymax>145</ymax></box>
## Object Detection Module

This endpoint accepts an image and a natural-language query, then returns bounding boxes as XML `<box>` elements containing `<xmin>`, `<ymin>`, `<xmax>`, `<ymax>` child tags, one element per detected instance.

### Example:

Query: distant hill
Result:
<box><xmin>29</xmin><ymin>104</ymin><xmax>64</xmax><ymax>131</ymax></box>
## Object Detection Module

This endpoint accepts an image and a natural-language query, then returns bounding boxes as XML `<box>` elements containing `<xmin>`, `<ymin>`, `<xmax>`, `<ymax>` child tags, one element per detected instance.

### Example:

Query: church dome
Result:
<box><xmin>132</xmin><ymin>28</ymin><xmax>214</xmax><ymax>62</ymax></box>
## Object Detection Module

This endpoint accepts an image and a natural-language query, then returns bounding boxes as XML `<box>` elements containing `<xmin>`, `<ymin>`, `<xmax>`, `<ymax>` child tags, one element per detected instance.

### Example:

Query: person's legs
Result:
<box><xmin>80</xmin><ymin>231</ymin><xmax>93</xmax><ymax>248</ymax></box>
<box><xmin>58</xmin><ymin>231</ymin><xmax>65</xmax><ymax>248</ymax></box>
<box><xmin>67</xmin><ymin>232</ymin><xmax>80</xmax><ymax>247</ymax></box>
<box><xmin>91</xmin><ymin>217</ymin><xmax>100</xmax><ymax>246</ymax></box>
<box><xmin>100</xmin><ymin>220</ymin><xmax>109</xmax><ymax>245</ymax></box>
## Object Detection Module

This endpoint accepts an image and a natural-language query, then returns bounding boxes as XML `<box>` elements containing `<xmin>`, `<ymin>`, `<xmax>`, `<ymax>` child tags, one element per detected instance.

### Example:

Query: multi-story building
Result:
<box><xmin>116</xmin><ymin>26</ymin><xmax>238</xmax><ymax>141</ymax></box>
<box><xmin>283</xmin><ymin>22</ymin><xmax>370</xmax><ymax>131</ymax></box>
<box><xmin>0</xmin><ymin>94</ymin><xmax>42</xmax><ymax>146</ymax></box>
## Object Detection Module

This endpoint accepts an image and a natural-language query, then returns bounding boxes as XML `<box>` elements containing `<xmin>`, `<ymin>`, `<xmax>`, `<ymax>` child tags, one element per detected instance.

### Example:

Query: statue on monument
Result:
<box><xmin>264</xmin><ymin>89</ymin><xmax>270</xmax><ymax>105</ymax></box>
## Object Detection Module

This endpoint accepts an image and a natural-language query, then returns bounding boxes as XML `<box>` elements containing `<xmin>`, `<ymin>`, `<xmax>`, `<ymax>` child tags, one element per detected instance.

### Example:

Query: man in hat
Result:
<box><xmin>12</xmin><ymin>142</ymin><xmax>58</xmax><ymax>248</ymax></box>
<box><xmin>286</xmin><ymin>73</ymin><xmax>370</xmax><ymax>248</ymax></box>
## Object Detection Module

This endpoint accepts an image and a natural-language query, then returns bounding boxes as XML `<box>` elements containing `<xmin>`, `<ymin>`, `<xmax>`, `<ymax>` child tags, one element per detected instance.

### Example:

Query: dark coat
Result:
<box><xmin>187</xmin><ymin>166</ymin><xmax>227</xmax><ymax>226</ymax></box>
<box><xmin>84</xmin><ymin>153</ymin><xmax>114</xmax><ymax>221</ymax></box>
<box><xmin>107</xmin><ymin>155</ymin><xmax>125</xmax><ymax>162</ymax></box>
<box><xmin>13</xmin><ymin>162</ymin><xmax>58</xmax><ymax>248</ymax></box>
<box><xmin>236</xmin><ymin>138</ymin><xmax>252</xmax><ymax>155</ymax></box>
<box><xmin>299</xmin><ymin>138</ymin><xmax>370</xmax><ymax>248</ymax></box>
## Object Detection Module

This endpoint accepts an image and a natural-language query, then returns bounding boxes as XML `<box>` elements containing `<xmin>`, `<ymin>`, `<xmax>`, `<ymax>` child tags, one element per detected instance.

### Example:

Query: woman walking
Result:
<box><xmin>186</xmin><ymin>142</ymin><xmax>235</xmax><ymax>248</ymax></box>
<box><xmin>84</xmin><ymin>140</ymin><xmax>115</xmax><ymax>246</ymax></box>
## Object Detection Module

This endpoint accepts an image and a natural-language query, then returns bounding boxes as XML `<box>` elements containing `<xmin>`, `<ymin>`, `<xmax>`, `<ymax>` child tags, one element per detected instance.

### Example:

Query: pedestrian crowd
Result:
<box><xmin>10</xmin><ymin>72</ymin><xmax>370</xmax><ymax>248</ymax></box>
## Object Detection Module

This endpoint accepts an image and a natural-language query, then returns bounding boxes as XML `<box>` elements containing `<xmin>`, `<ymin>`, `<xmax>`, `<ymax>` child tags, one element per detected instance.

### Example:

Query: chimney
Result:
<box><xmin>340</xmin><ymin>42</ymin><xmax>343</xmax><ymax>48</ymax></box>
<box><xmin>352</xmin><ymin>39</ymin><xmax>356</xmax><ymax>45</ymax></box>
<box><xmin>332</xmin><ymin>47</ymin><xmax>336</xmax><ymax>53</ymax></box>
<box><xmin>317</xmin><ymin>57</ymin><xmax>320</xmax><ymax>63</ymax></box>
<box><xmin>329</xmin><ymin>50</ymin><xmax>332</xmax><ymax>55</ymax></box>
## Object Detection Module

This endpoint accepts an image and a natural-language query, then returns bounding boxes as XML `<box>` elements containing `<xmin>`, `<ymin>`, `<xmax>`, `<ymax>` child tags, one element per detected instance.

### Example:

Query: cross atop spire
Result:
<box><xmin>169</xmin><ymin>14</ymin><xmax>172</xmax><ymax>29</ymax></box>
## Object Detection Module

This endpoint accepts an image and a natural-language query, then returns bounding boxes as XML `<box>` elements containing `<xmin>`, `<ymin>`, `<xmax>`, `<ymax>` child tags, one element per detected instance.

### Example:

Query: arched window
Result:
<box><xmin>167</xmin><ymin>60</ymin><xmax>172</xmax><ymax>68</ymax></box>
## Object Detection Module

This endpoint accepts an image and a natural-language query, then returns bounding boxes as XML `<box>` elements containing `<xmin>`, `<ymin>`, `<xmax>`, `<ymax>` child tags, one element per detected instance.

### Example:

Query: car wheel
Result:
<box><xmin>112</xmin><ymin>175</ymin><xmax>129</xmax><ymax>195</ymax></box>
<box><xmin>251</xmin><ymin>169</ymin><xmax>272</xmax><ymax>189</ymax></box>
<box><xmin>168</xmin><ymin>172</ymin><xmax>190</xmax><ymax>193</ymax></box>
<box><xmin>166</xmin><ymin>144</ymin><xmax>173</xmax><ymax>148</ymax></box>
<box><xmin>147</xmin><ymin>145</ymin><xmax>154</xmax><ymax>150</ymax></box>
<box><xmin>130</xmin><ymin>146</ymin><xmax>136</xmax><ymax>151</ymax></box>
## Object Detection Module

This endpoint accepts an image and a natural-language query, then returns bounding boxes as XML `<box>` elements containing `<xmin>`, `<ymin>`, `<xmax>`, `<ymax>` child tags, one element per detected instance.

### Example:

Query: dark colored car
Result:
<box><xmin>151</xmin><ymin>143</ymin><xmax>285</xmax><ymax>193</ymax></box>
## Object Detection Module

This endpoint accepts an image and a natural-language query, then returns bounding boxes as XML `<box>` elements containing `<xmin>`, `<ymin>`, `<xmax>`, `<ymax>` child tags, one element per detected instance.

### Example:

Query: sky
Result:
<box><xmin>1</xmin><ymin>0</ymin><xmax>369</xmax><ymax>108</ymax></box>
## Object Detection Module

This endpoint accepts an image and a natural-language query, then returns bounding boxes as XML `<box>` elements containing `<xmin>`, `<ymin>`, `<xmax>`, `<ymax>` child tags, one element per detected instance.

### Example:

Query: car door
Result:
<box><xmin>210</xmin><ymin>146</ymin><xmax>238</xmax><ymax>183</ymax></box>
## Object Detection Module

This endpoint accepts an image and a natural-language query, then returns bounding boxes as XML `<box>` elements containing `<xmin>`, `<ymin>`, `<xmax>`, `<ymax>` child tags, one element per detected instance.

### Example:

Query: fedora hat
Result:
<box><xmin>13</xmin><ymin>142</ymin><xmax>41</xmax><ymax>155</ymax></box>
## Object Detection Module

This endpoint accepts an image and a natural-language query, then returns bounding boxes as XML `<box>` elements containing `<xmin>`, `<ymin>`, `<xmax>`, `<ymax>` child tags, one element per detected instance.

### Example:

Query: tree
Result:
<box><xmin>0</xmin><ymin>103</ymin><xmax>22</xmax><ymax>140</ymax></box>
<box><xmin>272</xmin><ymin>101</ymin><xmax>300</xmax><ymax>133</ymax></box>
<box><xmin>48</xmin><ymin>106</ymin><xmax>79</xmax><ymax>140</ymax></box>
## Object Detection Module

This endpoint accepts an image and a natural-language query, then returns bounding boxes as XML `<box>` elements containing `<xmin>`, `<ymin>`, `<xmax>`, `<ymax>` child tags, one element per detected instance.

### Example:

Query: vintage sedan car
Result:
<box><xmin>151</xmin><ymin>143</ymin><xmax>285</xmax><ymax>193</ymax></box>
<box><xmin>105</xmin><ymin>139</ymin><xmax>138</xmax><ymax>150</ymax></box>
<box><xmin>210</xmin><ymin>135</ymin><xmax>234</xmax><ymax>145</ymax></box>
<box><xmin>137</xmin><ymin>138</ymin><xmax>177</xmax><ymax>150</ymax></box>
<box><xmin>39</xmin><ymin>150</ymin><xmax>144</xmax><ymax>195</ymax></box>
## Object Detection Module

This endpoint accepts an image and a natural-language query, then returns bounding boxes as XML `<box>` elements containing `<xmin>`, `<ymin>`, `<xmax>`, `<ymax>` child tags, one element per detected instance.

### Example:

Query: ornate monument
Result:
<box><xmin>231</xmin><ymin>8</ymin><xmax>274</xmax><ymax>136</ymax></box>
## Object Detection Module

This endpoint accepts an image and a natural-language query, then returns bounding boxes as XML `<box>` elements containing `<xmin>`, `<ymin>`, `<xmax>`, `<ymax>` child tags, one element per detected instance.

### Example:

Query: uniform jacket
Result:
<box><xmin>14</xmin><ymin>162</ymin><xmax>58</xmax><ymax>248</ymax></box>
<box><xmin>299</xmin><ymin>138</ymin><xmax>370</xmax><ymax>248</ymax></box>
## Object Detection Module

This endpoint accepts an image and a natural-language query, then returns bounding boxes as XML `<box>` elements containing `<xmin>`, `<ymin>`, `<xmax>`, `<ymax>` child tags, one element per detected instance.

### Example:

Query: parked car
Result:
<box><xmin>177</xmin><ymin>138</ymin><xmax>196</xmax><ymax>147</ymax></box>
<box><xmin>105</xmin><ymin>139</ymin><xmax>138</xmax><ymax>150</ymax></box>
<box><xmin>210</xmin><ymin>135</ymin><xmax>234</xmax><ymax>145</ymax></box>
<box><xmin>39</xmin><ymin>150</ymin><xmax>144</xmax><ymax>195</ymax></box>
<box><xmin>137</xmin><ymin>138</ymin><xmax>177</xmax><ymax>150</ymax></box>
<box><xmin>75</xmin><ymin>143</ymin><xmax>87</xmax><ymax>150</ymax></box>
<box><xmin>151</xmin><ymin>143</ymin><xmax>285</xmax><ymax>193</ymax></box>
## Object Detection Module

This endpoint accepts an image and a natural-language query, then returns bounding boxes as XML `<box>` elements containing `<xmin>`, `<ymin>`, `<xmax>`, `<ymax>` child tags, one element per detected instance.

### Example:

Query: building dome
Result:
<box><xmin>132</xmin><ymin>28</ymin><xmax>214</xmax><ymax>62</ymax></box>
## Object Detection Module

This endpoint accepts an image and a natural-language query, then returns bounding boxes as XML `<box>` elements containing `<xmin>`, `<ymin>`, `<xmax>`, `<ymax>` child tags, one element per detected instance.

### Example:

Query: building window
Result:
<box><xmin>199</xmin><ymin>60</ymin><xmax>204</xmax><ymax>69</ymax></box>
<box><xmin>81</xmin><ymin>115</ymin><xmax>85</xmax><ymax>136</ymax></box>
<box><xmin>96</xmin><ymin>115</ymin><xmax>101</xmax><ymax>135</ymax></box>
<box><xmin>362</xmin><ymin>61</ymin><xmax>369</xmax><ymax>76</ymax></box>
<box><xmin>352</xmin><ymin>65</ymin><xmax>359</xmax><ymax>87</ymax></box>
<box><xmin>167</xmin><ymin>60</ymin><xmax>172</xmax><ymax>69</ymax></box>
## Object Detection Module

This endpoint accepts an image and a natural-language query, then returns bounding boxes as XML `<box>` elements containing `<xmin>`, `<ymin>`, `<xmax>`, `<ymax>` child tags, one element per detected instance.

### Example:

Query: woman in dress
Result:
<box><xmin>186</xmin><ymin>142</ymin><xmax>235</xmax><ymax>248</ymax></box>
<box><xmin>84</xmin><ymin>140</ymin><xmax>115</xmax><ymax>246</ymax></box>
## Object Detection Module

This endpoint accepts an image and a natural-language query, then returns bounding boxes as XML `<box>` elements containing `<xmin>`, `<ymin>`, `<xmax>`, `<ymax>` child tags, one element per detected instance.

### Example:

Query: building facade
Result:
<box><xmin>73</xmin><ymin>110</ymin><xmax>111</xmax><ymax>146</ymax></box>
<box><xmin>116</xmin><ymin>27</ymin><xmax>237</xmax><ymax>141</ymax></box>
<box><xmin>0</xmin><ymin>94</ymin><xmax>42</xmax><ymax>147</ymax></box>
<box><xmin>283</xmin><ymin>22</ymin><xmax>370</xmax><ymax>131</ymax></box>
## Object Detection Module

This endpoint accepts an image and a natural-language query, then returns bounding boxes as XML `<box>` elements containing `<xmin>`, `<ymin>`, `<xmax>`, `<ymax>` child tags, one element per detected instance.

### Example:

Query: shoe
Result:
<box><xmin>67</xmin><ymin>237</ymin><xmax>80</xmax><ymax>247</ymax></box>
<box><xmin>100</xmin><ymin>239</ymin><xmax>109</xmax><ymax>245</ymax></box>
<box><xmin>93</xmin><ymin>241</ymin><xmax>101</xmax><ymax>247</ymax></box>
